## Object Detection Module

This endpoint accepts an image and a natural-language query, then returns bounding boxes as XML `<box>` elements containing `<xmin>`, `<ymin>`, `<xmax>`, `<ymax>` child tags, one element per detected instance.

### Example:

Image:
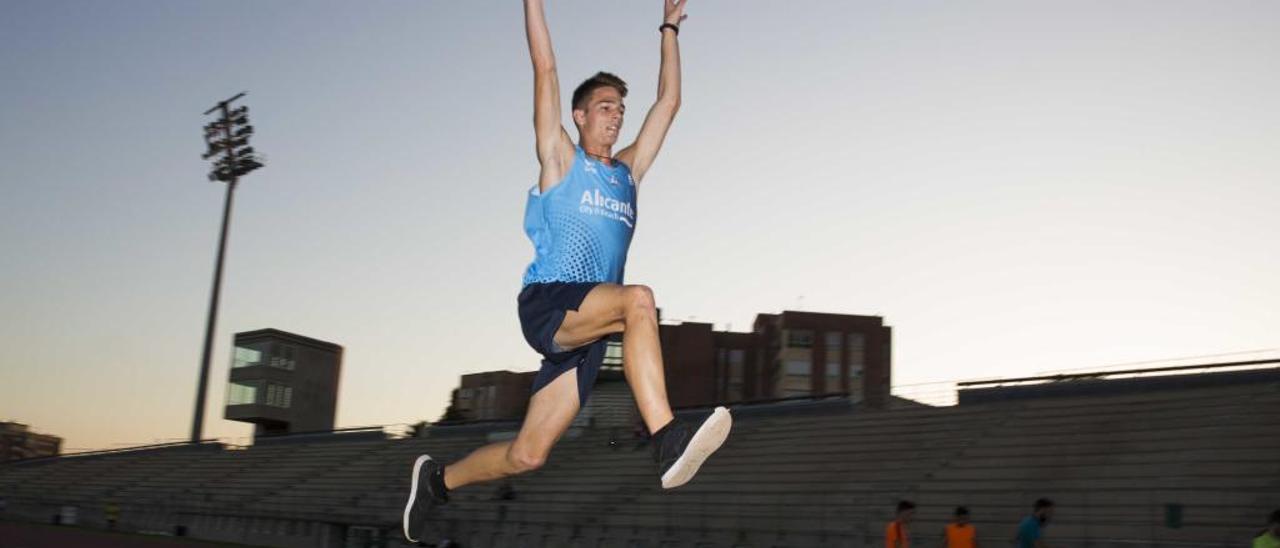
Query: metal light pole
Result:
<box><xmin>191</xmin><ymin>92</ymin><xmax>264</xmax><ymax>443</ymax></box>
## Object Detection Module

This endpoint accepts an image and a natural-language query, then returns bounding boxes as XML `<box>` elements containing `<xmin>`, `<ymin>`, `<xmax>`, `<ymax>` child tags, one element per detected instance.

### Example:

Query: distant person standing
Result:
<box><xmin>942</xmin><ymin>506</ymin><xmax>979</xmax><ymax>548</ymax></box>
<box><xmin>1254</xmin><ymin>509</ymin><xmax>1280</xmax><ymax>548</ymax></box>
<box><xmin>886</xmin><ymin>500</ymin><xmax>915</xmax><ymax>548</ymax></box>
<box><xmin>1015</xmin><ymin>498</ymin><xmax>1055</xmax><ymax>548</ymax></box>
<box><xmin>104</xmin><ymin>501</ymin><xmax>119</xmax><ymax>530</ymax></box>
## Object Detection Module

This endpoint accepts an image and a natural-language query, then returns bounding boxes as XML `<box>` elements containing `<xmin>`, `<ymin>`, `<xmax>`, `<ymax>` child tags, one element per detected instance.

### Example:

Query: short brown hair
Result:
<box><xmin>572</xmin><ymin>71</ymin><xmax>628</xmax><ymax>112</ymax></box>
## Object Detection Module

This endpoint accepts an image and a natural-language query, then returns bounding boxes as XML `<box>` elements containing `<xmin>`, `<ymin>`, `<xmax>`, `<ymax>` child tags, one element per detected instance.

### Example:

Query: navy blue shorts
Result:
<box><xmin>518</xmin><ymin>282</ymin><xmax>608</xmax><ymax>407</ymax></box>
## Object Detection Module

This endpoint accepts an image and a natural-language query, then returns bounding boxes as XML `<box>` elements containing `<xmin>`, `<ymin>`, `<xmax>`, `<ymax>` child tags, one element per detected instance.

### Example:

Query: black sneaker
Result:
<box><xmin>403</xmin><ymin>454</ymin><xmax>448</xmax><ymax>543</ymax></box>
<box><xmin>654</xmin><ymin>406</ymin><xmax>732</xmax><ymax>489</ymax></box>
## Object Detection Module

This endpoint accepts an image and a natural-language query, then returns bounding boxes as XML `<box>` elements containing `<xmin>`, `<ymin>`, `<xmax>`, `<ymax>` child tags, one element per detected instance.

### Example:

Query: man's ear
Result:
<box><xmin>572</xmin><ymin>108</ymin><xmax>586</xmax><ymax>127</ymax></box>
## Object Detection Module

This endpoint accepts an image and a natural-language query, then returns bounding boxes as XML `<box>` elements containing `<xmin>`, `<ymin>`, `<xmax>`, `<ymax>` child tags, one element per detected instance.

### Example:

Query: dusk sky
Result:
<box><xmin>2</xmin><ymin>1</ymin><xmax>1277</xmax><ymax>451</ymax></box>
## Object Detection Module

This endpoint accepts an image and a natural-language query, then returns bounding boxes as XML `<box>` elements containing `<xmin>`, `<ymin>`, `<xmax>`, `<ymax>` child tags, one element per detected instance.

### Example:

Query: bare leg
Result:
<box><xmin>442</xmin><ymin>368</ymin><xmax>580</xmax><ymax>490</ymax></box>
<box><xmin>554</xmin><ymin>284</ymin><xmax>675</xmax><ymax>433</ymax></box>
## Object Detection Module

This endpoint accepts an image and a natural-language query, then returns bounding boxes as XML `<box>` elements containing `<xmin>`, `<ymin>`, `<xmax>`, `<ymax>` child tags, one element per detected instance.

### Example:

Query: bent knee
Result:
<box><xmin>622</xmin><ymin>285</ymin><xmax>657</xmax><ymax>316</ymax></box>
<box><xmin>506</xmin><ymin>447</ymin><xmax>548</xmax><ymax>474</ymax></box>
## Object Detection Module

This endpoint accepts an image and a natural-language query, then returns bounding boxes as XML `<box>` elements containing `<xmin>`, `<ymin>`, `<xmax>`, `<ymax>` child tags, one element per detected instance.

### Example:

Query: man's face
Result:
<box><xmin>574</xmin><ymin>86</ymin><xmax>625</xmax><ymax>147</ymax></box>
<box><xmin>956</xmin><ymin>514</ymin><xmax>970</xmax><ymax>525</ymax></box>
<box><xmin>899</xmin><ymin>509</ymin><xmax>915</xmax><ymax>523</ymax></box>
<box><xmin>1037</xmin><ymin>507</ymin><xmax>1055</xmax><ymax>522</ymax></box>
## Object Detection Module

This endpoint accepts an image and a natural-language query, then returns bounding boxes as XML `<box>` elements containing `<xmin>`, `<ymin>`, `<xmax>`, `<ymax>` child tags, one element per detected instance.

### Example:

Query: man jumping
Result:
<box><xmin>403</xmin><ymin>0</ymin><xmax>732</xmax><ymax>542</ymax></box>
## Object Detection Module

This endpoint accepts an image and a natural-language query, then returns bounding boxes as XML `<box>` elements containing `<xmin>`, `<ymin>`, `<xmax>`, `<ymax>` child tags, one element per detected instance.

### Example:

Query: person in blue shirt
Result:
<box><xmin>402</xmin><ymin>1</ymin><xmax>733</xmax><ymax>543</ymax></box>
<box><xmin>1015</xmin><ymin>498</ymin><xmax>1055</xmax><ymax>548</ymax></box>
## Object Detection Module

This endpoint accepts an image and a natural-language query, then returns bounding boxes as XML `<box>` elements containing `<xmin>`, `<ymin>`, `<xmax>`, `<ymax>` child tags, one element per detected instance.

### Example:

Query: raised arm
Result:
<box><xmin>617</xmin><ymin>0</ymin><xmax>686</xmax><ymax>184</ymax></box>
<box><xmin>525</xmin><ymin>0</ymin><xmax>575</xmax><ymax>192</ymax></box>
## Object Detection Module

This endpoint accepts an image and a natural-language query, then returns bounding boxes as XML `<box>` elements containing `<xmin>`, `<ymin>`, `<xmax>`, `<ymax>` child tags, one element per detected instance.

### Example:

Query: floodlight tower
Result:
<box><xmin>191</xmin><ymin>92</ymin><xmax>264</xmax><ymax>443</ymax></box>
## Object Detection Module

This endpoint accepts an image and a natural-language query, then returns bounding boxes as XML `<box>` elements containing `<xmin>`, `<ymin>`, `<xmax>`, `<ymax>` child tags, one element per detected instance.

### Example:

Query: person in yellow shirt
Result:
<box><xmin>104</xmin><ymin>501</ymin><xmax>120</xmax><ymax>530</ymax></box>
<box><xmin>886</xmin><ymin>500</ymin><xmax>915</xmax><ymax>548</ymax></box>
<box><xmin>1254</xmin><ymin>509</ymin><xmax>1280</xmax><ymax>548</ymax></box>
<box><xmin>943</xmin><ymin>506</ymin><xmax>979</xmax><ymax>548</ymax></box>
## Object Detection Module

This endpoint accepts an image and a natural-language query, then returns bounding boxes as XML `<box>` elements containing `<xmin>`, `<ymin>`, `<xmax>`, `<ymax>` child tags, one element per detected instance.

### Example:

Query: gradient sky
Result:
<box><xmin>2</xmin><ymin>1</ymin><xmax>1277</xmax><ymax>452</ymax></box>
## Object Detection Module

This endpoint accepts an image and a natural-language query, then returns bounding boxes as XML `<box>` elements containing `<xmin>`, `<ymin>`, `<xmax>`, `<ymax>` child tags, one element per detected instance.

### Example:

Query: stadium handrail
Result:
<box><xmin>958</xmin><ymin>358</ymin><xmax>1280</xmax><ymax>388</ymax></box>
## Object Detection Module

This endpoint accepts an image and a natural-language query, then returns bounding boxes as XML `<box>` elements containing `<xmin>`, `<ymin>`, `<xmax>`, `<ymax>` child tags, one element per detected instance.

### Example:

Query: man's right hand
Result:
<box><xmin>663</xmin><ymin>0</ymin><xmax>688</xmax><ymax>27</ymax></box>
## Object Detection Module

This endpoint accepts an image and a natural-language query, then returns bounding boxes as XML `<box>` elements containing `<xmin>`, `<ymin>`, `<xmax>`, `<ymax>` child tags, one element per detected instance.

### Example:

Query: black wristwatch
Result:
<box><xmin>660</xmin><ymin>23</ymin><xmax>680</xmax><ymax>36</ymax></box>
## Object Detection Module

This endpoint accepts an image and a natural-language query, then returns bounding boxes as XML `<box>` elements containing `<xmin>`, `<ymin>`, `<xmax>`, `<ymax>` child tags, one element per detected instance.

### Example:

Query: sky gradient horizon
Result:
<box><xmin>2</xmin><ymin>1</ymin><xmax>1278</xmax><ymax>452</ymax></box>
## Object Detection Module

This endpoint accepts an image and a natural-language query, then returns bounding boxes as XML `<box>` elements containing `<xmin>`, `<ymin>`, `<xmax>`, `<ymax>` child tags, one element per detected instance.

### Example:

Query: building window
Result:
<box><xmin>781</xmin><ymin>344</ymin><xmax>811</xmax><ymax>397</ymax></box>
<box><xmin>227</xmin><ymin>381</ymin><xmax>261</xmax><ymax>405</ymax></box>
<box><xmin>785</xmin><ymin>329</ymin><xmax>814</xmax><ymax>348</ymax></box>
<box><xmin>269</xmin><ymin>344</ymin><xmax>296</xmax><ymax>370</ymax></box>
<box><xmin>477</xmin><ymin>386</ymin><xmax>497</xmax><ymax>420</ymax></box>
<box><xmin>232</xmin><ymin>344</ymin><xmax>265</xmax><ymax>369</ymax></box>
<box><xmin>265</xmin><ymin>383</ymin><xmax>293</xmax><ymax>408</ymax></box>
<box><xmin>847</xmin><ymin>333</ymin><xmax>866</xmax><ymax>372</ymax></box>
<box><xmin>825</xmin><ymin>332</ymin><xmax>843</xmax><ymax>390</ymax></box>
<box><xmin>727</xmin><ymin>349</ymin><xmax>745</xmax><ymax>401</ymax></box>
<box><xmin>603</xmin><ymin>340</ymin><xmax>623</xmax><ymax>368</ymax></box>
<box><xmin>233</xmin><ymin>342</ymin><xmax>295</xmax><ymax>370</ymax></box>
<box><xmin>848</xmin><ymin>333</ymin><xmax>866</xmax><ymax>399</ymax></box>
<box><xmin>778</xmin><ymin>358</ymin><xmax>808</xmax><ymax>396</ymax></box>
<box><xmin>457</xmin><ymin>388</ymin><xmax>473</xmax><ymax>417</ymax></box>
<box><xmin>715</xmin><ymin>349</ymin><xmax>726</xmax><ymax>398</ymax></box>
<box><xmin>785</xmin><ymin>360</ymin><xmax>810</xmax><ymax>376</ymax></box>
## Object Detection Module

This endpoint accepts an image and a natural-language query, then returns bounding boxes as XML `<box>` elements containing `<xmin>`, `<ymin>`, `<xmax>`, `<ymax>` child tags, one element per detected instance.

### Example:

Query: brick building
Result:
<box><xmin>0</xmin><ymin>422</ymin><xmax>62</xmax><ymax>462</ymax></box>
<box><xmin>454</xmin><ymin>371</ymin><xmax>537</xmax><ymax>421</ymax></box>
<box><xmin>455</xmin><ymin>310</ymin><xmax>893</xmax><ymax>421</ymax></box>
<box><xmin>664</xmin><ymin>310</ymin><xmax>892</xmax><ymax>409</ymax></box>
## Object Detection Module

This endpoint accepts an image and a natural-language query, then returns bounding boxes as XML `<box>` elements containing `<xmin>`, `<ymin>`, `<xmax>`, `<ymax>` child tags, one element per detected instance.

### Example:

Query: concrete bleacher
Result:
<box><xmin>1</xmin><ymin>379</ymin><xmax>1277</xmax><ymax>547</ymax></box>
<box><xmin>910</xmin><ymin>383</ymin><xmax>1280</xmax><ymax>547</ymax></box>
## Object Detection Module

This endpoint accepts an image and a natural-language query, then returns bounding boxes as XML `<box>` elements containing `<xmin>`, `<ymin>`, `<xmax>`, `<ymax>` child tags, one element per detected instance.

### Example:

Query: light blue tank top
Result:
<box><xmin>522</xmin><ymin>146</ymin><xmax>637</xmax><ymax>286</ymax></box>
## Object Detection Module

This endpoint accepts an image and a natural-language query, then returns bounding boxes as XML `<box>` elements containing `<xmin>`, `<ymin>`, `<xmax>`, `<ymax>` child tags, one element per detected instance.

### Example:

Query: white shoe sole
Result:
<box><xmin>403</xmin><ymin>454</ymin><xmax>432</xmax><ymax>542</ymax></box>
<box><xmin>661</xmin><ymin>406</ymin><xmax>732</xmax><ymax>489</ymax></box>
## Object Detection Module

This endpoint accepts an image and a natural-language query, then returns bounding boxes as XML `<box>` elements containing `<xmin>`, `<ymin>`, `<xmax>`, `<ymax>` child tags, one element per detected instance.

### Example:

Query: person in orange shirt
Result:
<box><xmin>886</xmin><ymin>500</ymin><xmax>916</xmax><ymax>548</ymax></box>
<box><xmin>943</xmin><ymin>506</ymin><xmax>980</xmax><ymax>548</ymax></box>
